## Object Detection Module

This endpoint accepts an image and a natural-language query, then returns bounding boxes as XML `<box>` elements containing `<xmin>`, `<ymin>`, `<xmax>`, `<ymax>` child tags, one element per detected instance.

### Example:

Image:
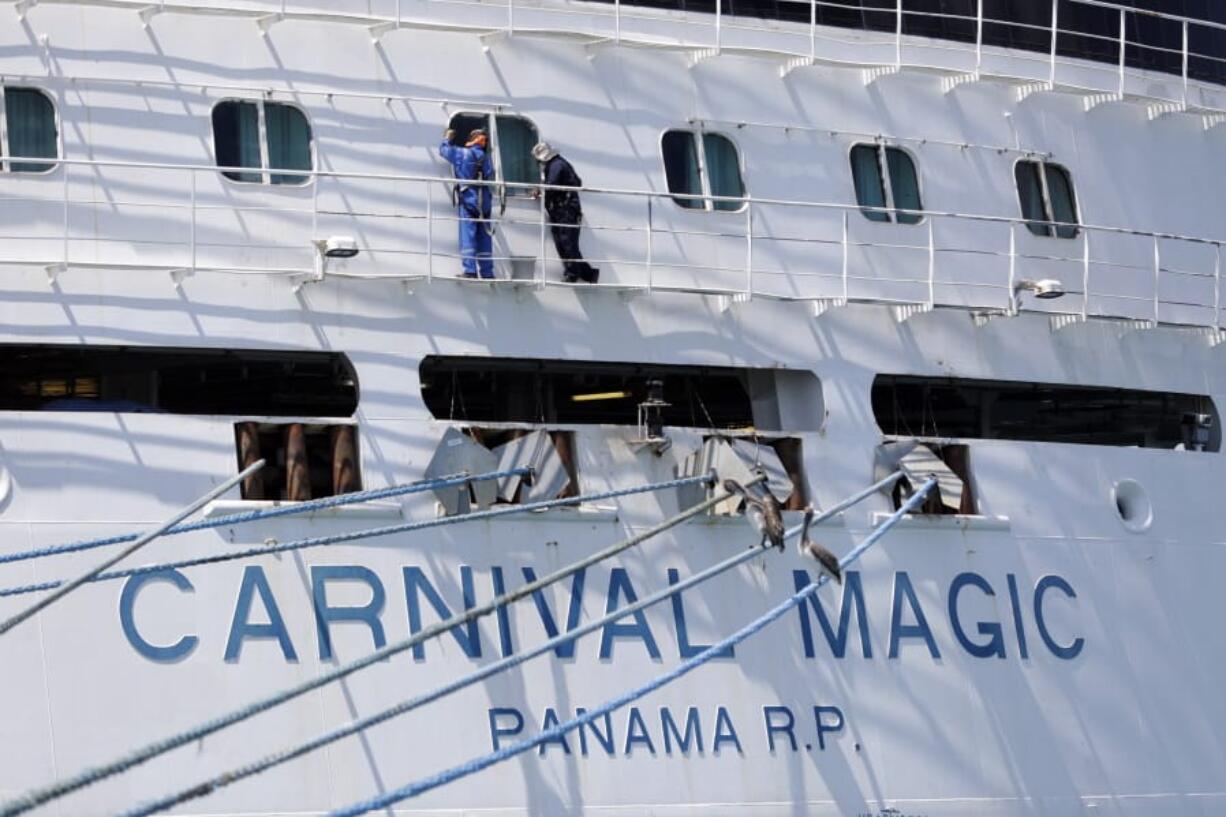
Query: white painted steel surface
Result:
<box><xmin>0</xmin><ymin>2</ymin><xmax>1223</xmax><ymax>816</ymax></box>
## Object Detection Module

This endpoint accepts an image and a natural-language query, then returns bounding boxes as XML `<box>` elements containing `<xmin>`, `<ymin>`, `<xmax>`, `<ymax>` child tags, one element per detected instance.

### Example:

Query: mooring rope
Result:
<box><xmin>0</xmin><ymin>468</ymin><xmax>531</xmax><ymax>567</ymax></box>
<box><xmin>0</xmin><ymin>472</ymin><xmax>729</xmax><ymax>817</ymax></box>
<box><xmin>0</xmin><ymin>460</ymin><xmax>264</xmax><ymax>638</ymax></box>
<box><xmin>115</xmin><ymin>471</ymin><xmax>904</xmax><ymax>817</ymax></box>
<box><xmin>0</xmin><ymin>474</ymin><xmax>714</xmax><ymax>599</ymax></box>
<box><xmin>327</xmin><ymin>478</ymin><xmax>937</xmax><ymax>817</ymax></box>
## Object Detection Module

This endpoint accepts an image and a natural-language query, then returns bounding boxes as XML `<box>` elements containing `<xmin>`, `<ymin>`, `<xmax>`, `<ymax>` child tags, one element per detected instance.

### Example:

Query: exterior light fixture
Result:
<box><xmin>1010</xmin><ymin>278</ymin><xmax>1065</xmax><ymax>314</ymax></box>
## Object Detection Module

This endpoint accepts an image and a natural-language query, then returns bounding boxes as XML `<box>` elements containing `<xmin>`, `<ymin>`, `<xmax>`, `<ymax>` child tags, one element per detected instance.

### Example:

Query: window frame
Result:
<box><xmin>658</xmin><ymin>127</ymin><xmax>747</xmax><ymax>213</ymax></box>
<box><xmin>0</xmin><ymin>86</ymin><xmax>61</xmax><ymax>175</ymax></box>
<box><xmin>1013</xmin><ymin>158</ymin><xmax>1080</xmax><ymax>239</ymax></box>
<box><xmin>847</xmin><ymin>142</ymin><xmax>925</xmax><ymax>226</ymax></box>
<box><xmin>446</xmin><ymin>111</ymin><xmax>541</xmax><ymax>201</ymax></box>
<box><xmin>211</xmin><ymin>97</ymin><xmax>315</xmax><ymax>187</ymax></box>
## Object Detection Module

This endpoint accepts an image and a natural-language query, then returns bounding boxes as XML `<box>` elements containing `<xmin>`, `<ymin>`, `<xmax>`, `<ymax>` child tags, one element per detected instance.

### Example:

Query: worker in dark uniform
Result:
<box><xmin>532</xmin><ymin>142</ymin><xmax>599</xmax><ymax>284</ymax></box>
<box><xmin>439</xmin><ymin>127</ymin><xmax>495</xmax><ymax>279</ymax></box>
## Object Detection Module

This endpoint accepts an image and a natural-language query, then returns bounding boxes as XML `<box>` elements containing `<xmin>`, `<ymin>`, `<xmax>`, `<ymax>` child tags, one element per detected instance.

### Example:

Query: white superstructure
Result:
<box><xmin>0</xmin><ymin>1</ymin><xmax>1224</xmax><ymax>815</ymax></box>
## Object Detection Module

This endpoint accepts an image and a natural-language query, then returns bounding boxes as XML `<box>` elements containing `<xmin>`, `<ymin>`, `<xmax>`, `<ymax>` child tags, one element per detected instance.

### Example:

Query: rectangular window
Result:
<box><xmin>1015</xmin><ymin>160</ymin><xmax>1079</xmax><ymax>238</ymax></box>
<box><xmin>2</xmin><ymin>87</ymin><xmax>58</xmax><ymax>173</ymax></box>
<box><xmin>446</xmin><ymin>112</ymin><xmax>540</xmax><ymax>198</ymax></box>
<box><xmin>236</xmin><ymin>422</ymin><xmax>361</xmax><ymax>501</ymax></box>
<box><xmin>661</xmin><ymin>129</ymin><xmax>746</xmax><ymax>211</ymax></box>
<box><xmin>213</xmin><ymin>100</ymin><xmax>313</xmax><ymax>186</ymax></box>
<box><xmin>850</xmin><ymin>143</ymin><xmax>922</xmax><ymax>224</ymax></box>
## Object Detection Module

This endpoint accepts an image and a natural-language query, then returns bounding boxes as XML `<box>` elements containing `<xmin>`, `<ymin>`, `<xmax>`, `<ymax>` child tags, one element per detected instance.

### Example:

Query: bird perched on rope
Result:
<box><xmin>797</xmin><ymin>506</ymin><xmax>842</xmax><ymax>585</ymax></box>
<box><xmin>723</xmin><ymin>478</ymin><xmax>785</xmax><ymax>551</ymax></box>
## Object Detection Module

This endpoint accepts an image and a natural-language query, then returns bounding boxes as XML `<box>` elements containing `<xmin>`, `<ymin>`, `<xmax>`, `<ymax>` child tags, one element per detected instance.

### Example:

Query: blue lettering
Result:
<box><xmin>1034</xmin><ymin>575</ymin><xmax>1085</xmax><ymax>660</ymax></box>
<box><xmin>660</xmin><ymin>706</ymin><xmax>703</xmax><ymax>754</ymax></box>
<box><xmin>1006</xmin><ymin>573</ymin><xmax>1030</xmax><ymax>660</ymax></box>
<box><xmin>888</xmin><ymin>571</ymin><xmax>940</xmax><ymax>659</ymax></box>
<box><xmin>814</xmin><ymin>705</ymin><xmax>845</xmax><ymax>750</ymax></box>
<box><xmin>402</xmin><ymin>566</ymin><xmax>482</xmax><ymax>661</ymax></box>
<box><xmin>948</xmin><ymin>572</ymin><xmax>1006</xmax><ymax>659</ymax></box>
<box><xmin>488</xmin><ymin>707</ymin><xmax>524</xmax><ymax>750</ymax></box>
<box><xmin>490</xmin><ymin>566</ymin><xmax>514</xmax><ymax>658</ymax></box>
<box><xmin>224</xmin><ymin>566</ymin><xmax>297</xmax><ymax>663</ymax></box>
<box><xmin>523</xmin><ymin>567</ymin><xmax>585</xmax><ymax>659</ymax></box>
<box><xmin>624</xmin><ymin>706</ymin><xmax>656</xmax><ymax>755</ymax></box>
<box><xmin>119</xmin><ymin>569</ymin><xmax>198</xmax><ymax>663</ymax></box>
<box><xmin>538</xmin><ymin>707</ymin><xmax>572</xmax><ymax>756</ymax></box>
<box><xmin>669</xmin><ymin>568</ymin><xmax>733</xmax><ymax>659</ymax></box>
<box><xmin>576</xmin><ymin>707</ymin><xmax>615</xmax><ymax>756</ymax></box>
<box><xmin>598</xmin><ymin>569</ymin><xmax>661</xmax><ymax>660</ymax></box>
<box><xmin>311</xmin><ymin>565</ymin><xmax>386</xmax><ymax>661</ymax></box>
<box><xmin>794</xmin><ymin>569</ymin><xmax>872</xmax><ymax>659</ymax></box>
<box><xmin>763</xmin><ymin>706</ymin><xmax>797</xmax><ymax>752</ymax></box>
<box><xmin>713</xmin><ymin>706</ymin><xmax>743</xmax><ymax>754</ymax></box>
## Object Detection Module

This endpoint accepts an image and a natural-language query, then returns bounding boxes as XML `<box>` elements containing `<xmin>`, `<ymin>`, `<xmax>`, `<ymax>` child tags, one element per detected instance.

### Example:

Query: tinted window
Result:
<box><xmin>1015</xmin><ymin>160</ymin><xmax>1079</xmax><ymax>238</ymax></box>
<box><xmin>5</xmin><ymin>88</ymin><xmax>57</xmax><ymax>173</ymax></box>
<box><xmin>850</xmin><ymin>144</ymin><xmax>922</xmax><ymax>224</ymax></box>
<box><xmin>662</xmin><ymin>129</ymin><xmax>703</xmax><ymax>208</ymax></box>
<box><xmin>213</xmin><ymin>100</ymin><xmax>312</xmax><ymax>185</ymax></box>
<box><xmin>662</xmin><ymin>129</ymin><xmax>745</xmax><ymax>211</ymax></box>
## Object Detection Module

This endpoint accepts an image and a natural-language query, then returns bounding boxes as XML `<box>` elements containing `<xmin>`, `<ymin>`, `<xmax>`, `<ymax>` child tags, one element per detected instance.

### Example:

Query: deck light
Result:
<box><xmin>570</xmin><ymin>391</ymin><xmax>631</xmax><ymax>402</ymax></box>
<box><xmin>1011</xmin><ymin>278</ymin><xmax>1065</xmax><ymax>314</ymax></box>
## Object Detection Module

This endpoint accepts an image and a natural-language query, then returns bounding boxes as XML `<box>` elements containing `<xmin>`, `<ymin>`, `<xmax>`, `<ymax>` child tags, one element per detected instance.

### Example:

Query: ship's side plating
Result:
<box><xmin>0</xmin><ymin>3</ymin><xmax>1223</xmax><ymax>815</ymax></box>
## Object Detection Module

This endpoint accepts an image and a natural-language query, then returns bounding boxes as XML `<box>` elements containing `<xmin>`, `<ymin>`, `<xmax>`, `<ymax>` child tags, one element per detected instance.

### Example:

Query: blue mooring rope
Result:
<box><xmin>0</xmin><ymin>472</ymin><xmax>719</xmax><ymax>817</ymax></box>
<box><xmin>0</xmin><ymin>467</ymin><xmax>531</xmax><ymax>567</ymax></box>
<box><xmin>0</xmin><ymin>474</ymin><xmax>712</xmax><ymax>599</ymax></box>
<box><xmin>116</xmin><ymin>471</ymin><xmax>905</xmax><ymax>817</ymax></box>
<box><xmin>328</xmin><ymin>478</ymin><xmax>937</xmax><ymax>817</ymax></box>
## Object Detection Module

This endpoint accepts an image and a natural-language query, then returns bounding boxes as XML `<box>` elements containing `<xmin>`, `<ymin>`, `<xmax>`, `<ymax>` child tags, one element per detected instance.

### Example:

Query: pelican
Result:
<box><xmin>723</xmin><ymin>478</ymin><xmax>785</xmax><ymax>551</ymax></box>
<box><xmin>798</xmin><ymin>506</ymin><xmax>842</xmax><ymax>584</ymax></box>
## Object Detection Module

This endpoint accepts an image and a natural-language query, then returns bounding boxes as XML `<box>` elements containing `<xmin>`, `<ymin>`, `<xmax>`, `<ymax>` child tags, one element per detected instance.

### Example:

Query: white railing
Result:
<box><xmin>0</xmin><ymin>154</ymin><xmax>1222</xmax><ymax>330</ymax></box>
<box><xmin>21</xmin><ymin>0</ymin><xmax>1226</xmax><ymax>116</ymax></box>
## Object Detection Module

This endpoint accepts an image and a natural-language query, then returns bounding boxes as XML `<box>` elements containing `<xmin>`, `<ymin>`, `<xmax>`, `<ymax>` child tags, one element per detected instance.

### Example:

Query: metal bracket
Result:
<box><xmin>1147</xmin><ymin>100</ymin><xmax>1188</xmax><ymax>121</ymax></box>
<box><xmin>1049</xmin><ymin>313</ymin><xmax>1088</xmax><ymax>331</ymax></box>
<box><xmin>689</xmin><ymin>48</ymin><xmax>719</xmax><ymax>67</ymax></box>
<box><xmin>256</xmin><ymin>12</ymin><xmax>283</xmax><ymax>37</ymax></box>
<box><xmin>716</xmin><ymin>292</ymin><xmax>752</xmax><ymax>313</ymax></box>
<box><xmin>137</xmin><ymin>4</ymin><xmax>162</xmax><ymax>29</ymax></box>
<box><xmin>862</xmin><ymin>65</ymin><xmax>901</xmax><ymax>86</ymax></box>
<box><xmin>969</xmin><ymin>309</ymin><xmax>1011</xmax><ymax>328</ymax></box>
<box><xmin>1084</xmin><ymin>92</ymin><xmax>1125</xmax><ymax>112</ymax></box>
<box><xmin>891</xmin><ymin>302</ymin><xmax>934</xmax><ymax>323</ymax></box>
<box><xmin>811</xmin><ymin>297</ymin><xmax>847</xmax><ymax>318</ymax></box>
<box><xmin>1015</xmin><ymin>81</ymin><xmax>1054</xmax><ymax>103</ymax></box>
<box><xmin>169</xmin><ymin>268</ymin><xmax>193</xmax><ymax>289</ymax></box>
<box><xmin>14</xmin><ymin>0</ymin><xmax>36</xmax><ymax>21</ymax></box>
<box><xmin>940</xmin><ymin>71</ymin><xmax>981</xmax><ymax>94</ymax></box>
<box><xmin>780</xmin><ymin>56</ymin><xmax>815</xmax><ymax>78</ymax></box>
<box><xmin>369</xmin><ymin>21</ymin><xmax>397</xmax><ymax>44</ymax></box>
<box><xmin>44</xmin><ymin>262</ymin><xmax>64</xmax><ymax>284</ymax></box>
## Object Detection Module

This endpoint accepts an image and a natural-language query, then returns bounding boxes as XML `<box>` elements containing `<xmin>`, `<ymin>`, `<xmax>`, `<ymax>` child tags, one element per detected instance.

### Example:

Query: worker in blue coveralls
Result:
<box><xmin>531</xmin><ymin>141</ymin><xmax>599</xmax><ymax>283</ymax></box>
<box><xmin>439</xmin><ymin>127</ymin><xmax>495</xmax><ymax>279</ymax></box>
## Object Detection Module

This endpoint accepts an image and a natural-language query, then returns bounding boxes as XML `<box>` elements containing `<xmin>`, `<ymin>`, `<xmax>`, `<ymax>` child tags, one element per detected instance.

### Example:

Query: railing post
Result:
<box><xmin>1215</xmin><ymin>242</ymin><xmax>1222</xmax><ymax>330</ymax></box>
<box><xmin>1081</xmin><ymin>229</ymin><xmax>1089</xmax><ymax>321</ymax></box>
<box><xmin>841</xmin><ymin>210</ymin><xmax>849</xmax><ymax>303</ymax></box>
<box><xmin>426</xmin><ymin>181</ymin><xmax>433</xmax><ymax>282</ymax></box>
<box><xmin>1050</xmin><ymin>0</ymin><xmax>1059</xmax><ymax>87</ymax></box>
<box><xmin>61</xmin><ymin>162</ymin><xmax>69</xmax><ymax>271</ymax></box>
<box><xmin>646</xmin><ymin>197</ymin><xmax>654</xmax><ymax>292</ymax></box>
<box><xmin>615</xmin><ymin>0</ymin><xmax>621</xmax><ymax>43</ymax></box>
<box><xmin>895</xmin><ymin>0</ymin><xmax>903</xmax><ymax>68</ymax></box>
<box><xmin>1006</xmin><ymin>221</ymin><xmax>1016</xmax><ymax>313</ymax></box>
<box><xmin>926</xmin><ymin>218</ymin><xmax>935</xmax><ymax>309</ymax></box>
<box><xmin>539</xmin><ymin>185</ymin><xmax>548</xmax><ymax>284</ymax></box>
<box><xmin>1152</xmin><ymin>234</ymin><xmax>1161</xmax><ymax>325</ymax></box>
<box><xmin>1117</xmin><ymin>7</ymin><xmax>1126</xmax><ymax>97</ymax></box>
<box><xmin>507</xmin><ymin>0</ymin><xmax>514</xmax><ymax>35</ymax></box>
<box><xmin>744</xmin><ymin>200</ymin><xmax>753</xmax><ymax>297</ymax></box>
<box><xmin>715</xmin><ymin>0</ymin><xmax>722</xmax><ymax>54</ymax></box>
<box><xmin>975</xmin><ymin>0</ymin><xmax>983</xmax><ymax>73</ymax></box>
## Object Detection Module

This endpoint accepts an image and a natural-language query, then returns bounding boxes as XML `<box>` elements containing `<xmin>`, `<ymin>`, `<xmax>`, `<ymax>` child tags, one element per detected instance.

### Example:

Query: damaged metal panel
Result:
<box><xmin>425</xmin><ymin>428</ymin><xmax>499</xmax><ymax>515</ymax></box>
<box><xmin>491</xmin><ymin>430</ymin><xmax>570</xmax><ymax>504</ymax></box>
<box><xmin>680</xmin><ymin>436</ymin><xmax>793</xmax><ymax>515</ymax></box>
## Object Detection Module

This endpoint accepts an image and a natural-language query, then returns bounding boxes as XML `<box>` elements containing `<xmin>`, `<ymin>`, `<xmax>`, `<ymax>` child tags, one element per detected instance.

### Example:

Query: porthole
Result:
<box><xmin>1112</xmin><ymin>479</ymin><xmax>1152</xmax><ymax>533</ymax></box>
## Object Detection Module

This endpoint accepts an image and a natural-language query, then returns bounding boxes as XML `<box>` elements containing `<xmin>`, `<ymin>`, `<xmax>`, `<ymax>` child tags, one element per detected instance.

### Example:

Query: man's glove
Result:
<box><xmin>444</xmin><ymin>128</ymin><xmax>457</xmax><ymax>143</ymax></box>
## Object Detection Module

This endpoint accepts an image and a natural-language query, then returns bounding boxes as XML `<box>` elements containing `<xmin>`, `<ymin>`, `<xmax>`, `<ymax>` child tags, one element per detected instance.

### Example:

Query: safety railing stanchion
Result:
<box><xmin>426</xmin><ymin>181</ymin><xmax>433</xmax><ymax>282</ymax></box>
<box><xmin>1081</xmin><ymin>229</ymin><xmax>1090</xmax><ymax>321</ymax></box>
<box><xmin>1050</xmin><ymin>0</ymin><xmax>1060</xmax><ymax>87</ymax></box>
<box><xmin>809</xmin><ymin>0</ymin><xmax>816</xmax><ymax>61</ymax></box>
<box><xmin>538</xmin><ymin>184</ymin><xmax>547</xmax><ymax>285</ymax></box>
<box><xmin>614</xmin><ymin>0</ymin><xmax>621</xmax><ymax>43</ymax></box>
<box><xmin>745</xmin><ymin>199</ymin><xmax>753</xmax><ymax>297</ymax></box>
<box><xmin>60</xmin><ymin>161</ymin><xmax>70</xmax><ymax>272</ymax></box>
<box><xmin>841</xmin><ymin>209</ymin><xmax>849</xmax><ymax>303</ymax></box>
<box><xmin>645</xmin><ymin>197</ymin><xmax>654</xmax><ymax>292</ymax></box>
<box><xmin>1117</xmin><ymin>7</ymin><xmax>1126</xmax><ymax>97</ymax></box>
<box><xmin>1153</xmin><ymin>234</ymin><xmax>1161</xmax><ymax>324</ymax></box>
<box><xmin>1006</xmin><ymin>220</ymin><xmax>1016</xmax><ymax>313</ymax></box>
<box><xmin>715</xmin><ymin>0</ymin><xmax>722</xmax><ymax>54</ymax></box>
<box><xmin>895</xmin><ymin>0</ymin><xmax>902</xmax><ymax>68</ymax></box>
<box><xmin>975</xmin><ymin>0</ymin><xmax>983</xmax><ymax>73</ymax></box>
<box><xmin>507</xmin><ymin>0</ymin><xmax>514</xmax><ymax>35</ymax></box>
<box><xmin>1183</xmin><ymin>20</ymin><xmax>1190</xmax><ymax>108</ymax></box>
<box><xmin>1215</xmin><ymin>242</ymin><xmax>1222</xmax><ymax>330</ymax></box>
<box><xmin>926</xmin><ymin>217</ymin><xmax>935</xmax><ymax>309</ymax></box>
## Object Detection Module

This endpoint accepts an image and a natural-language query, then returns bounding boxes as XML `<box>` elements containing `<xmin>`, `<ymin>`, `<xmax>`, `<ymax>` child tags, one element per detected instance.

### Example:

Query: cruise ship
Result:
<box><xmin>0</xmin><ymin>1</ymin><xmax>1223</xmax><ymax>815</ymax></box>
